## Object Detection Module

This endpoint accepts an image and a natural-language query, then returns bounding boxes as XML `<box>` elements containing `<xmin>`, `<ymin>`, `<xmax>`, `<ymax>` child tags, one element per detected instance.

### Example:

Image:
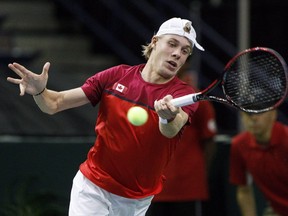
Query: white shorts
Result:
<box><xmin>69</xmin><ymin>171</ymin><xmax>154</xmax><ymax>216</ymax></box>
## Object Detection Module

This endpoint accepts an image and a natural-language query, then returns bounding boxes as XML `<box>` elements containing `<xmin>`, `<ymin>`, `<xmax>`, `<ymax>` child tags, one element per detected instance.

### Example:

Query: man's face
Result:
<box><xmin>150</xmin><ymin>34</ymin><xmax>192</xmax><ymax>80</ymax></box>
<box><xmin>242</xmin><ymin>111</ymin><xmax>276</xmax><ymax>141</ymax></box>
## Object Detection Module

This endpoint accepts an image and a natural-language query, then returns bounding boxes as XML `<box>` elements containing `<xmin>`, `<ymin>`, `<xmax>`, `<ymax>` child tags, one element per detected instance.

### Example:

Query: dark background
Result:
<box><xmin>0</xmin><ymin>0</ymin><xmax>287</xmax><ymax>215</ymax></box>
<box><xmin>1</xmin><ymin>0</ymin><xmax>288</xmax><ymax>136</ymax></box>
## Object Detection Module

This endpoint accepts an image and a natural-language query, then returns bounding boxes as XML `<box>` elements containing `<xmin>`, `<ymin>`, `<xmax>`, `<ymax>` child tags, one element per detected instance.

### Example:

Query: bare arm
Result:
<box><xmin>237</xmin><ymin>185</ymin><xmax>257</xmax><ymax>216</ymax></box>
<box><xmin>154</xmin><ymin>95</ymin><xmax>188</xmax><ymax>138</ymax></box>
<box><xmin>7</xmin><ymin>62</ymin><xmax>90</xmax><ymax>114</ymax></box>
<box><xmin>33</xmin><ymin>87</ymin><xmax>89</xmax><ymax>115</ymax></box>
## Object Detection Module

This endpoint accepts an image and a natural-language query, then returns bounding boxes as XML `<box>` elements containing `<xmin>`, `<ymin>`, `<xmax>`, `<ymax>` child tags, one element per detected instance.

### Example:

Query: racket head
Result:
<box><xmin>222</xmin><ymin>47</ymin><xmax>288</xmax><ymax>113</ymax></box>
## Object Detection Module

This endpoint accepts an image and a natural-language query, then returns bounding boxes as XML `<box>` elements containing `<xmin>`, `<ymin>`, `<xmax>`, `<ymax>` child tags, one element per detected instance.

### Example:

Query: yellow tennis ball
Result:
<box><xmin>127</xmin><ymin>106</ymin><xmax>148</xmax><ymax>126</ymax></box>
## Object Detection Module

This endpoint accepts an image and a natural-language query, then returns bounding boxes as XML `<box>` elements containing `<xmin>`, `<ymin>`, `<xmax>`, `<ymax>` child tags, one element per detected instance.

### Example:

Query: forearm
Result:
<box><xmin>159</xmin><ymin>108</ymin><xmax>188</xmax><ymax>138</ymax></box>
<box><xmin>34</xmin><ymin>87</ymin><xmax>90</xmax><ymax>114</ymax></box>
<box><xmin>33</xmin><ymin>89</ymin><xmax>62</xmax><ymax>115</ymax></box>
<box><xmin>237</xmin><ymin>186</ymin><xmax>257</xmax><ymax>216</ymax></box>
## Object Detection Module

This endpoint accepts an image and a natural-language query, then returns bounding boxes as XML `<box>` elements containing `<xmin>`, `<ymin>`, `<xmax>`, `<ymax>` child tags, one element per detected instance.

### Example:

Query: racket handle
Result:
<box><xmin>171</xmin><ymin>93</ymin><xmax>198</xmax><ymax>107</ymax></box>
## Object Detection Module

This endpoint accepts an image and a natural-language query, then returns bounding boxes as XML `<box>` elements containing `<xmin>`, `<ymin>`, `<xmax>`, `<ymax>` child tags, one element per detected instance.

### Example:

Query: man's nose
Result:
<box><xmin>172</xmin><ymin>49</ymin><xmax>181</xmax><ymax>58</ymax></box>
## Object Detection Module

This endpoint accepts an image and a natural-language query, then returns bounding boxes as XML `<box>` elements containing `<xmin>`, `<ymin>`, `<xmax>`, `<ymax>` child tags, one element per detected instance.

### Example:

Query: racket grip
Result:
<box><xmin>171</xmin><ymin>93</ymin><xmax>198</xmax><ymax>107</ymax></box>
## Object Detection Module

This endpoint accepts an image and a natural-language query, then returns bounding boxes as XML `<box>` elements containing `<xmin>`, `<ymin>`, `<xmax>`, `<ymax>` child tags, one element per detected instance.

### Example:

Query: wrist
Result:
<box><xmin>34</xmin><ymin>87</ymin><xmax>46</xmax><ymax>96</ymax></box>
<box><xmin>159</xmin><ymin>116</ymin><xmax>176</xmax><ymax>124</ymax></box>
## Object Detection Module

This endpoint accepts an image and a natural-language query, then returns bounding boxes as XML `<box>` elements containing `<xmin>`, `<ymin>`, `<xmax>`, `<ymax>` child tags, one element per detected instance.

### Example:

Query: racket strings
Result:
<box><xmin>223</xmin><ymin>50</ymin><xmax>287</xmax><ymax>111</ymax></box>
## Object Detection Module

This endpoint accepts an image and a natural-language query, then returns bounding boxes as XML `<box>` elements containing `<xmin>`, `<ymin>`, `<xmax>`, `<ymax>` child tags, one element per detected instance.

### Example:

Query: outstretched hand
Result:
<box><xmin>7</xmin><ymin>62</ymin><xmax>50</xmax><ymax>96</ymax></box>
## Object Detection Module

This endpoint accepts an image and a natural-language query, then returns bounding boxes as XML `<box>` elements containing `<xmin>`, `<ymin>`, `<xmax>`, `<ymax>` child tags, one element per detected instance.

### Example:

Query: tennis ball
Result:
<box><xmin>127</xmin><ymin>106</ymin><xmax>148</xmax><ymax>126</ymax></box>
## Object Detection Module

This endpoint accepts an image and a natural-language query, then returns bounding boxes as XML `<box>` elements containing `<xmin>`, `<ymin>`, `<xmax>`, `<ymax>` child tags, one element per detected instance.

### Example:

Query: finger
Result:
<box><xmin>154</xmin><ymin>100</ymin><xmax>164</xmax><ymax>111</ymax></box>
<box><xmin>154</xmin><ymin>100</ymin><xmax>157</xmax><ymax>107</ymax></box>
<box><xmin>8</xmin><ymin>63</ymin><xmax>25</xmax><ymax>78</ymax></box>
<box><xmin>166</xmin><ymin>102</ymin><xmax>180</xmax><ymax>116</ymax></box>
<box><xmin>7</xmin><ymin>77</ymin><xmax>22</xmax><ymax>85</ymax></box>
<box><xmin>19</xmin><ymin>84</ymin><xmax>26</xmax><ymax>96</ymax></box>
<box><xmin>42</xmin><ymin>62</ymin><xmax>50</xmax><ymax>75</ymax></box>
<box><xmin>160</xmin><ymin>99</ymin><xmax>169</xmax><ymax>109</ymax></box>
<box><xmin>163</xmin><ymin>94</ymin><xmax>173</xmax><ymax>102</ymax></box>
<box><xmin>12</xmin><ymin>62</ymin><xmax>31</xmax><ymax>75</ymax></box>
<box><xmin>160</xmin><ymin>102</ymin><xmax>167</xmax><ymax>109</ymax></box>
<box><xmin>154</xmin><ymin>100</ymin><xmax>160</xmax><ymax>111</ymax></box>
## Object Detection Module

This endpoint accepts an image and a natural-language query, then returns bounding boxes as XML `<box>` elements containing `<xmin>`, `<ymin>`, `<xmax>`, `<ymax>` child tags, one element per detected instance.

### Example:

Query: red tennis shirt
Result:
<box><xmin>229</xmin><ymin>122</ymin><xmax>288</xmax><ymax>216</ymax></box>
<box><xmin>79</xmin><ymin>64</ymin><xmax>198</xmax><ymax>199</ymax></box>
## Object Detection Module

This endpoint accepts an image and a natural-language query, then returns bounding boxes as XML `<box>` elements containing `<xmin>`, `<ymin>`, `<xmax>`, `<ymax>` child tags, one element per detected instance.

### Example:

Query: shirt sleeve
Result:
<box><xmin>81</xmin><ymin>66</ymin><xmax>121</xmax><ymax>106</ymax></box>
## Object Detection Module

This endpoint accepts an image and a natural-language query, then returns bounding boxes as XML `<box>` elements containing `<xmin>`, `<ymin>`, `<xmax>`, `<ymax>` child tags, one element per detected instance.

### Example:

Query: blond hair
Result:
<box><xmin>141</xmin><ymin>35</ymin><xmax>193</xmax><ymax>60</ymax></box>
<box><xmin>141</xmin><ymin>41</ymin><xmax>154</xmax><ymax>60</ymax></box>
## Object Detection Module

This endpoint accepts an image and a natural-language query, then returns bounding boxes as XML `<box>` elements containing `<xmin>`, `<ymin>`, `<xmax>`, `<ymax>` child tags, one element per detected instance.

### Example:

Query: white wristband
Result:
<box><xmin>159</xmin><ymin>117</ymin><xmax>168</xmax><ymax>124</ymax></box>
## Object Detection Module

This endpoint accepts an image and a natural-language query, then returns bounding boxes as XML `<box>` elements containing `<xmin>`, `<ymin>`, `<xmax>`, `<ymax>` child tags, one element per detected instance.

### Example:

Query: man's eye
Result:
<box><xmin>182</xmin><ymin>49</ymin><xmax>189</xmax><ymax>55</ymax></box>
<box><xmin>168</xmin><ymin>42</ymin><xmax>176</xmax><ymax>47</ymax></box>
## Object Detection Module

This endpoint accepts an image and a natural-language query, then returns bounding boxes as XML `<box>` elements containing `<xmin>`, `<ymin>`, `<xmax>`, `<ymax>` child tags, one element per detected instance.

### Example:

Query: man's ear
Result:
<box><xmin>151</xmin><ymin>36</ymin><xmax>158</xmax><ymax>46</ymax></box>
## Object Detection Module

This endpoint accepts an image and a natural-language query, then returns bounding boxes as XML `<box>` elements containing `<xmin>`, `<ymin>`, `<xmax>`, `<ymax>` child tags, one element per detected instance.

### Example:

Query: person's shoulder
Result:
<box><xmin>276</xmin><ymin>121</ymin><xmax>288</xmax><ymax>129</ymax></box>
<box><xmin>107</xmin><ymin>64</ymin><xmax>131</xmax><ymax>72</ymax></box>
<box><xmin>116</xmin><ymin>63</ymin><xmax>144</xmax><ymax>70</ymax></box>
<box><xmin>100</xmin><ymin>64</ymin><xmax>142</xmax><ymax>76</ymax></box>
<box><xmin>275</xmin><ymin>121</ymin><xmax>288</xmax><ymax>135</ymax></box>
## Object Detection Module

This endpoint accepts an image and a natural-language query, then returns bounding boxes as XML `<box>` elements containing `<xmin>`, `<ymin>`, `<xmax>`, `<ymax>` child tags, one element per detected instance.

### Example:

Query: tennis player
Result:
<box><xmin>229</xmin><ymin>110</ymin><xmax>288</xmax><ymax>216</ymax></box>
<box><xmin>6</xmin><ymin>17</ymin><xmax>204</xmax><ymax>215</ymax></box>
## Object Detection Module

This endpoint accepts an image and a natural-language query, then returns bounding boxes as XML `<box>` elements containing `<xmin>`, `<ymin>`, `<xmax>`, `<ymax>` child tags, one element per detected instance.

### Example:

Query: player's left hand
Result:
<box><xmin>7</xmin><ymin>62</ymin><xmax>50</xmax><ymax>96</ymax></box>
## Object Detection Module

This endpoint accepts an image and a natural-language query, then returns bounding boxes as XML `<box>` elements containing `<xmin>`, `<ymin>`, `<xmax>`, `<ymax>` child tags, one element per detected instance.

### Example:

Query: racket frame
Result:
<box><xmin>171</xmin><ymin>47</ymin><xmax>288</xmax><ymax>113</ymax></box>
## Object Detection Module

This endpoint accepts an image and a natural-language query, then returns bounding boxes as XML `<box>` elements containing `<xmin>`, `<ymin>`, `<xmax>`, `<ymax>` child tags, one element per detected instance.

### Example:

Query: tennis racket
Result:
<box><xmin>171</xmin><ymin>47</ymin><xmax>288</xmax><ymax>113</ymax></box>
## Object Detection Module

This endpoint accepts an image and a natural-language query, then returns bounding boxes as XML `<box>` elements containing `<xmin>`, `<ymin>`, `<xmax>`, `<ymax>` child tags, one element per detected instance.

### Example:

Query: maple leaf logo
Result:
<box><xmin>113</xmin><ymin>82</ymin><xmax>128</xmax><ymax>94</ymax></box>
<box><xmin>183</xmin><ymin>22</ymin><xmax>191</xmax><ymax>34</ymax></box>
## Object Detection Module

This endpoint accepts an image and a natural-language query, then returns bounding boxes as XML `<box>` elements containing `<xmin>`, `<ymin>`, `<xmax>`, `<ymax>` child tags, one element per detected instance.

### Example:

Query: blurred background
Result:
<box><xmin>0</xmin><ymin>0</ymin><xmax>287</xmax><ymax>215</ymax></box>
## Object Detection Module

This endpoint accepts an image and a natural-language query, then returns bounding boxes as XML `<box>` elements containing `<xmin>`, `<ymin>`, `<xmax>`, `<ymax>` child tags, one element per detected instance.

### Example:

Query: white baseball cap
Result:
<box><xmin>156</xmin><ymin>17</ymin><xmax>204</xmax><ymax>51</ymax></box>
